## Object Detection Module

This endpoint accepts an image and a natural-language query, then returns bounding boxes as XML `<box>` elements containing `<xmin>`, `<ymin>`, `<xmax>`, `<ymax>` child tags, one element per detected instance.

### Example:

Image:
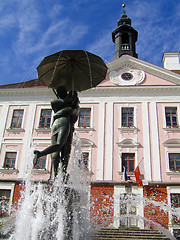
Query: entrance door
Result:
<box><xmin>119</xmin><ymin>193</ymin><xmax>137</xmax><ymax>227</ymax></box>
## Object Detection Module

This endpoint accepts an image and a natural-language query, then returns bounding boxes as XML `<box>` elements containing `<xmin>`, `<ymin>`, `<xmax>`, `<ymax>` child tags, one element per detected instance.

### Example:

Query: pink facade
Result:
<box><xmin>0</xmin><ymin>54</ymin><xmax>180</xmax><ymax>236</ymax></box>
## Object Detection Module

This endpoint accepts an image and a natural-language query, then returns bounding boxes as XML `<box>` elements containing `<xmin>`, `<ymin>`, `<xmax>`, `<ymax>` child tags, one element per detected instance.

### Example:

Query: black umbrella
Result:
<box><xmin>37</xmin><ymin>50</ymin><xmax>108</xmax><ymax>92</ymax></box>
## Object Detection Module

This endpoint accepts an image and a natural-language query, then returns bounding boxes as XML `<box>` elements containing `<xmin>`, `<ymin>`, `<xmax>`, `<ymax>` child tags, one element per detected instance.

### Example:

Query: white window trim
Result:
<box><xmin>35</xmin><ymin>105</ymin><xmax>52</xmax><ymax>129</ymax></box>
<box><xmin>75</xmin><ymin>105</ymin><xmax>94</xmax><ymax>129</ymax></box>
<box><xmin>119</xmin><ymin>105</ymin><xmax>137</xmax><ymax>128</ymax></box>
<box><xmin>1</xmin><ymin>150</ymin><xmax>19</xmax><ymax>170</ymax></box>
<box><xmin>7</xmin><ymin>106</ymin><xmax>26</xmax><ymax>130</ymax></box>
<box><xmin>162</xmin><ymin>104</ymin><xmax>180</xmax><ymax>129</ymax></box>
<box><xmin>0</xmin><ymin>183</ymin><xmax>15</xmax><ymax>215</ymax></box>
<box><xmin>82</xmin><ymin>149</ymin><xmax>91</xmax><ymax>172</ymax></box>
<box><xmin>119</xmin><ymin>150</ymin><xmax>137</xmax><ymax>173</ymax></box>
<box><xmin>167</xmin><ymin>186</ymin><xmax>180</xmax><ymax>234</ymax></box>
<box><xmin>166</xmin><ymin>150</ymin><xmax>180</xmax><ymax>173</ymax></box>
<box><xmin>33</xmin><ymin>154</ymin><xmax>49</xmax><ymax>171</ymax></box>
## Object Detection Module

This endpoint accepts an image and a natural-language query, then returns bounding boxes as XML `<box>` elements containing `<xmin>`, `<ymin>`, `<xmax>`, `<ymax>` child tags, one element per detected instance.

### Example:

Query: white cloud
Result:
<box><xmin>87</xmin><ymin>31</ymin><xmax>113</xmax><ymax>62</ymax></box>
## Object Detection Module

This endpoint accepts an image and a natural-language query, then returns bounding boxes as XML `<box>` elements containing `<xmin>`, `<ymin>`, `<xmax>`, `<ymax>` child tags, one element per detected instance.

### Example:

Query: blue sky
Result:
<box><xmin>0</xmin><ymin>0</ymin><xmax>179</xmax><ymax>85</ymax></box>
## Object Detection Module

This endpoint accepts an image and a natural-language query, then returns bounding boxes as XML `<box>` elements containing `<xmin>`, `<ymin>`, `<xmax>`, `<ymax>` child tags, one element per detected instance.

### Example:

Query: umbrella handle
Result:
<box><xmin>52</xmin><ymin>88</ymin><xmax>59</xmax><ymax>98</ymax></box>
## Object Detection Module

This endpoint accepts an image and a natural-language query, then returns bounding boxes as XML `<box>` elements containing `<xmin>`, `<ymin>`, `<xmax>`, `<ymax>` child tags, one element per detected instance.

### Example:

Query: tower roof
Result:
<box><xmin>112</xmin><ymin>1</ymin><xmax>138</xmax><ymax>59</ymax></box>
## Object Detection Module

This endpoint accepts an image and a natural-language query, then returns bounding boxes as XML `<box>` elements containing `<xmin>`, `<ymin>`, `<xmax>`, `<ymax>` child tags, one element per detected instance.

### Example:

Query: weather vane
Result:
<box><xmin>122</xmin><ymin>0</ymin><xmax>126</xmax><ymax>14</ymax></box>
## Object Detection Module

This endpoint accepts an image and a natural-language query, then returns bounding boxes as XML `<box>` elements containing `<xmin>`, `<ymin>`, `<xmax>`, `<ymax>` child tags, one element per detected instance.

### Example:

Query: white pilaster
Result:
<box><xmin>150</xmin><ymin>102</ymin><xmax>161</xmax><ymax>181</ymax></box>
<box><xmin>97</xmin><ymin>101</ymin><xmax>105</xmax><ymax>180</ymax></box>
<box><xmin>142</xmin><ymin>102</ymin><xmax>152</xmax><ymax>181</ymax></box>
<box><xmin>19</xmin><ymin>103</ymin><xmax>36</xmax><ymax>178</ymax></box>
<box><xmin>105</xmin><ymin>102</ymin><xmax>113</xmax><ymax>180</ymax></box>
<box><xmin>0</xmin><ymin>104</ymin><xmax>9</xmax><ymax>152</ymax></box>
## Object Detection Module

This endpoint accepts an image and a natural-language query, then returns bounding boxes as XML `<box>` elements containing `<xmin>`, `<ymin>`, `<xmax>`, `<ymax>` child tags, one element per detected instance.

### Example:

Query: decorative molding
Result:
<box><xmin>163</xmin><ymin>139</ymin><xmax>180</xmax><ymax>148</ymax></box>
<box><xmin>6</xmin><ymin>128</ymin><xmax>25</xmax><ymax>132</ymax></box>
<box><xmin>0</xmin><ymin>169</ymin><xmax>19</xmax><ymax>174</ymax></box>
<box><xmin>110</xmin><ymin>65</ymin><xmax>145</xmax><ymax>86</ymax></box>
<box><xmin>118</xmin><ymin>127</ymin><xmax>138</xmax><ymax>134</ymax></box>
<box><xmin>35</xmin><ymin>128</ymin><xmax>51</xmax><ymax>132</ymax></box>
<box><xmin>106</xmin><ymin>55</ymin><xmax>180</xmax><ymax>85</ymax></box>
<box><xmin>117</xmin><ymin>138</ymin><xmax>139</xmax><ymax>149</ymax></box>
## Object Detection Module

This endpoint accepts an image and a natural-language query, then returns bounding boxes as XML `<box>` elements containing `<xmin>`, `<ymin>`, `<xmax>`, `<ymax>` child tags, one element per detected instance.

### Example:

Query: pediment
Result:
<box><xmin>163</xmin><ymin>139</ymin><xmax>180</xmax><ymax>148</ymax></box>
<box><xmin>80</xmin><ymin>138</ymin><xmax>94</xmax><ymax>147</ymax></box>
<box><xmin>117</xmin><ymin>138</ymin><xmax>139</xmax><ymax>148</ymax></box>
<box><xmin>98</xmin><ymin>55</ymin><xmax>180</xmax><ymax>87</ymax></box>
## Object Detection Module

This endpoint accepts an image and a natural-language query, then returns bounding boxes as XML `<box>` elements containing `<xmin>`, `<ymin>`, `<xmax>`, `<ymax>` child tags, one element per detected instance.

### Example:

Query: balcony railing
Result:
<box><xmin>121</xmin><ymin>44</ymin><xmax>130</xmax><ymax>50</ymax></box>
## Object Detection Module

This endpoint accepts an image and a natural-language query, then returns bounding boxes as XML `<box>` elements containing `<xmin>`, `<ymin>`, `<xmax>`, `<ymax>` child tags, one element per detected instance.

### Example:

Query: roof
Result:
<box><xmin>0</xmin><ymin>79</ymin><xmax>45</xmax><ymax>89</ymax></box>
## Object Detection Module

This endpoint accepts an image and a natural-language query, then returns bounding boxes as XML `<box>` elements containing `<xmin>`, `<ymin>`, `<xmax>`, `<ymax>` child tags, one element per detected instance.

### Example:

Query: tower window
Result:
<box><xmin>122</xmin><ymin>33</ymin><xmax>129</xmax><ymax>44</ymax></box>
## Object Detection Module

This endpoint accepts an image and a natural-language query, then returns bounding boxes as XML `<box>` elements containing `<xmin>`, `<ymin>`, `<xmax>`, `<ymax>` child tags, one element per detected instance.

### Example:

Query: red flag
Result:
<box><xmin>134</xmin><ymin>160</ymin><xmax>148</xmax><ymax>187</ymax></box>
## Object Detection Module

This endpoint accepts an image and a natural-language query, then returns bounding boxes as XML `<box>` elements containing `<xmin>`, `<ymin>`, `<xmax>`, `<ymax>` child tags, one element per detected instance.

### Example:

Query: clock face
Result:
<box><xmin>121</xmin><ymin>72</ymin><xmax>133</xmax><ymax>80</ymax></box>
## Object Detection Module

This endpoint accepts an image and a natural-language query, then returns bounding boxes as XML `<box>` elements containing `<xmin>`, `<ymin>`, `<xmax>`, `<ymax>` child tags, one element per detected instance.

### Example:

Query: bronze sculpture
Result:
<box><xmin>34</xmin><ymin>86</ymin><xmax>80</xmax><ymax>180</ymax></box>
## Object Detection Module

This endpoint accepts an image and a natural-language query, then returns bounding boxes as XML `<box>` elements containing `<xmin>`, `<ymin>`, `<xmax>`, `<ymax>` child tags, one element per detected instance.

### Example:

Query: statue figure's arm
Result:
<box><xmin>53</xmin><ymin>107</ymin><xmax>73</xmax><ymax>121</ymax></box>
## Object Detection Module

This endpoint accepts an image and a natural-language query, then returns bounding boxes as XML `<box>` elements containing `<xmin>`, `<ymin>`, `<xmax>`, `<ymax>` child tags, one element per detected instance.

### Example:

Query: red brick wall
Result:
<box><xmin>143</xmin><ymin>186</ymin><xmax>169</xmax><ymax>229</ymax></box>
<box><xmin>12</xmin><ymin>183</ymin><xmax>24</xmax><ymax>211</ymax></box>
<box><xmin>90</xmin><ymin>185</ymin><xmax>114</xmax><ymax>226</ymax></box>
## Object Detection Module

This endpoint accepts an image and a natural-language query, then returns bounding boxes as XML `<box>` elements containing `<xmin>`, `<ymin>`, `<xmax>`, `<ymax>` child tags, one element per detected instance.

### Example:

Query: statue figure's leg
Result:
<box><xmin>50</xmin><ymin>151</ymin><xmax>60</xmax><ymax>180</ymax></box>
<box><xmin>61</xmin><ymin>126</ymin><xmax>74</xmax><ymax>173</ymax></box>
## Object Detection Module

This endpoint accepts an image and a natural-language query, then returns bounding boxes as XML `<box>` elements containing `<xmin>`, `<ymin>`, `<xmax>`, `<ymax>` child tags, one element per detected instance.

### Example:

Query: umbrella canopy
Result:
<box><xmin>37</xmin><ymin>50</ymin><xmax>108</xmax><ymax>92</ymax></box>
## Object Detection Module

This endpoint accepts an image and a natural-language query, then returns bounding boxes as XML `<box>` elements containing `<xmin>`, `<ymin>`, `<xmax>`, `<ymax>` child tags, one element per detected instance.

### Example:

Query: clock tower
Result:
<box><xmin>112</xmin><ymin>2</ymin><xmax>138</xmax><ymax>60</ymax></box>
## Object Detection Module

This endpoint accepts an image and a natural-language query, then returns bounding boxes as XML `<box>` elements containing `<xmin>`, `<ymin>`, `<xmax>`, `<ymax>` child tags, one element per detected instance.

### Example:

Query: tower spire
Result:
<box><xmin>112</xmin><ymin>1</ymin><xmax>138</xmax><ymax>59</ymax></box>
<box><xmin>122</xmin><ymin>0</ymin><xmax>126</xmax><ymax>15</ymax></box>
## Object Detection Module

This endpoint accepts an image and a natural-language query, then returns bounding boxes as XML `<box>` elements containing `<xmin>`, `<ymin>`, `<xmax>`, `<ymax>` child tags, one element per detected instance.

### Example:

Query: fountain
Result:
<box><xmin>3</xmin><ymin>134</ymin><xmax>92</xmax><ymax>240</ymax></box>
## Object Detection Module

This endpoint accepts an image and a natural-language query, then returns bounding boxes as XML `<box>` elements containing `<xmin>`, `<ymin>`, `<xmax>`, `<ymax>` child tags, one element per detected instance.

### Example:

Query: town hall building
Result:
<box><xmin>0</xmin><ymin>4</ymin><xmax>180</xmax><ymax>238</ymax></box>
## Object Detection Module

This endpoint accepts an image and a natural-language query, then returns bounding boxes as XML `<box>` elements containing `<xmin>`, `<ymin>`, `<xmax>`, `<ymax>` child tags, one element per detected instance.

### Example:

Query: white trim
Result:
<box><xmin>119</xmin><ymin>150</ymin><xmax>137</xmax><ymax>173</ymax></box>
<box><xmin>81</xmin><ymin>149</ymin><xmax>91</xmax><ymax>172</ymax></box>
<box><xmin>150</xmin><ymin>102</ymin><xmax>161</xmax><ymax>181</ymax></box>
<box><xmin>162</xmin><ymin>104</ymin><xmax>180</xmax><ymax>129</ymax></box>
<box><xmin>75</xmin><ymin>105</ymin><xmax>94</xmax><ymax>129</ymax></box>
<box><xmin>105</xmin><ymin>102</ymin><xmax>113</xmax><ymax>180</ymax></box>
<box><xmin>7</xmin><ymin>106</ymin><xmax>26</xmax><ymax>130</ymax></box>
<box><xmin>167</xmin><ymin>186</ymin><xmax>180</xmax><ymax>235</ymax></box>
<box><xmin>165</xmin><ymin>150</ymin><xmax>180</xmax><ymax>172</ymax></box>
<box><xmin>19</xmin><ymin>103</ymin><xmax>36</xmax><ymax>178</ymax></box>
<box><xmin>0</xmin><ymin>182</ymin><xmax>15</xmax><ymax>215</ymax></box>
<box><xmin>35</xmin><ymin>104</ymin><xmax>52</xmax><ymax>129</ymax></box>
<box><xmin>1</xmin><ymin>150</ymin><xmax>19</xmax><ymax>169</ymax></box>
<box><xmin>119</xmin><ymin>105</ymin><xmax>137</xmax><ymax>128</ymax></box>
<box><xmin>97</xmin><ymin>102</ymin><xmax>105</xmax><ymax>180</ymax></box>
<box><xmin>0</xmin><ymin>104</ymin><xmax>9</xmax><ymax>152</ymax></box>
<box><xmin>81</xmin><ymin>138</ymin><xmax>93</xmax><ymax>172</ymax></box>
<box><xmin>142</xmin><ymin>102</ymin><xmax>151</xmax><ymax>181</ymax></box>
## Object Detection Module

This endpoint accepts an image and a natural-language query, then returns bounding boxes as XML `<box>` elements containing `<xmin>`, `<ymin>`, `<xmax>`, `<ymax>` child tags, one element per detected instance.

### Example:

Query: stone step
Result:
<box><xmin>92</xmin><ymin>237</ymin><xmax>170</xmax><ymax>240</ymax></box>
<box><xmin>92</xmin><ymin>227</ymin><xmax>171</xmax><ymax>240</ymax></box>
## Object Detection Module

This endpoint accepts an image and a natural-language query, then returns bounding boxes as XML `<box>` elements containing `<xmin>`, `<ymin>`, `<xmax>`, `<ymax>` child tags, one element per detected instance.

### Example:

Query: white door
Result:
<box><xmin>119</xmin><ymin>193</ymin><xmax>138</xmax><ymax>227</ymax></box>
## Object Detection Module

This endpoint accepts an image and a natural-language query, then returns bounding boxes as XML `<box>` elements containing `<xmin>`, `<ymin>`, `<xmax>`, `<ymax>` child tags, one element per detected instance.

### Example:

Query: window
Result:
<box><xmin>4</xmin><ymin>152</ymin><xmax>17</xmax><ymax>169</ymax></box>
<box><xmin>122</xmin><ymin>153</ymin><xmax>135</xmax><ymax>172</ymax></box>
<box><xmin>10</xmin><ymin>110</ymin><xmax>24</xmax><ymax>128</ymax></box>
<box><xmin>0</xmin><ymin>190</ymin><xmax>11</xmax><ymax>217</ymax></box>
<box><xmin>171</xmin><ymin>194</ymin><xmax>180</xmax><ymax>225</ymax></box>
<box><xmin>122</xmin><ymin>108</ymin><xmax>134</xmax><ymax>127</ymax></box>
<box><xmin>33</xmin><ymin>156</ymin><xmax>46</xmax><ymax>170</ymax></box>
<box><xmin>169</xmin><ymin>153</ymin><xmax>180</xmax><ymax>171</ymax></box>
<box><xmin>165</xmin><ymin>107</ymin><xmax>178</xmax><ymax>127</ymax></box>
<box><xmin>78</xmin><ymin>108</ymin><xmax>91</xmax><ymax>127</ymax></box>
<box><xmin>79</xmin><ymin>152</ymin><xmax>89</xmax><ymax>170</ymax></box>
<box><xmin>39</xmin><ymin>109</ymin><xmax>52</xmax><ymax>128</ymax></box>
